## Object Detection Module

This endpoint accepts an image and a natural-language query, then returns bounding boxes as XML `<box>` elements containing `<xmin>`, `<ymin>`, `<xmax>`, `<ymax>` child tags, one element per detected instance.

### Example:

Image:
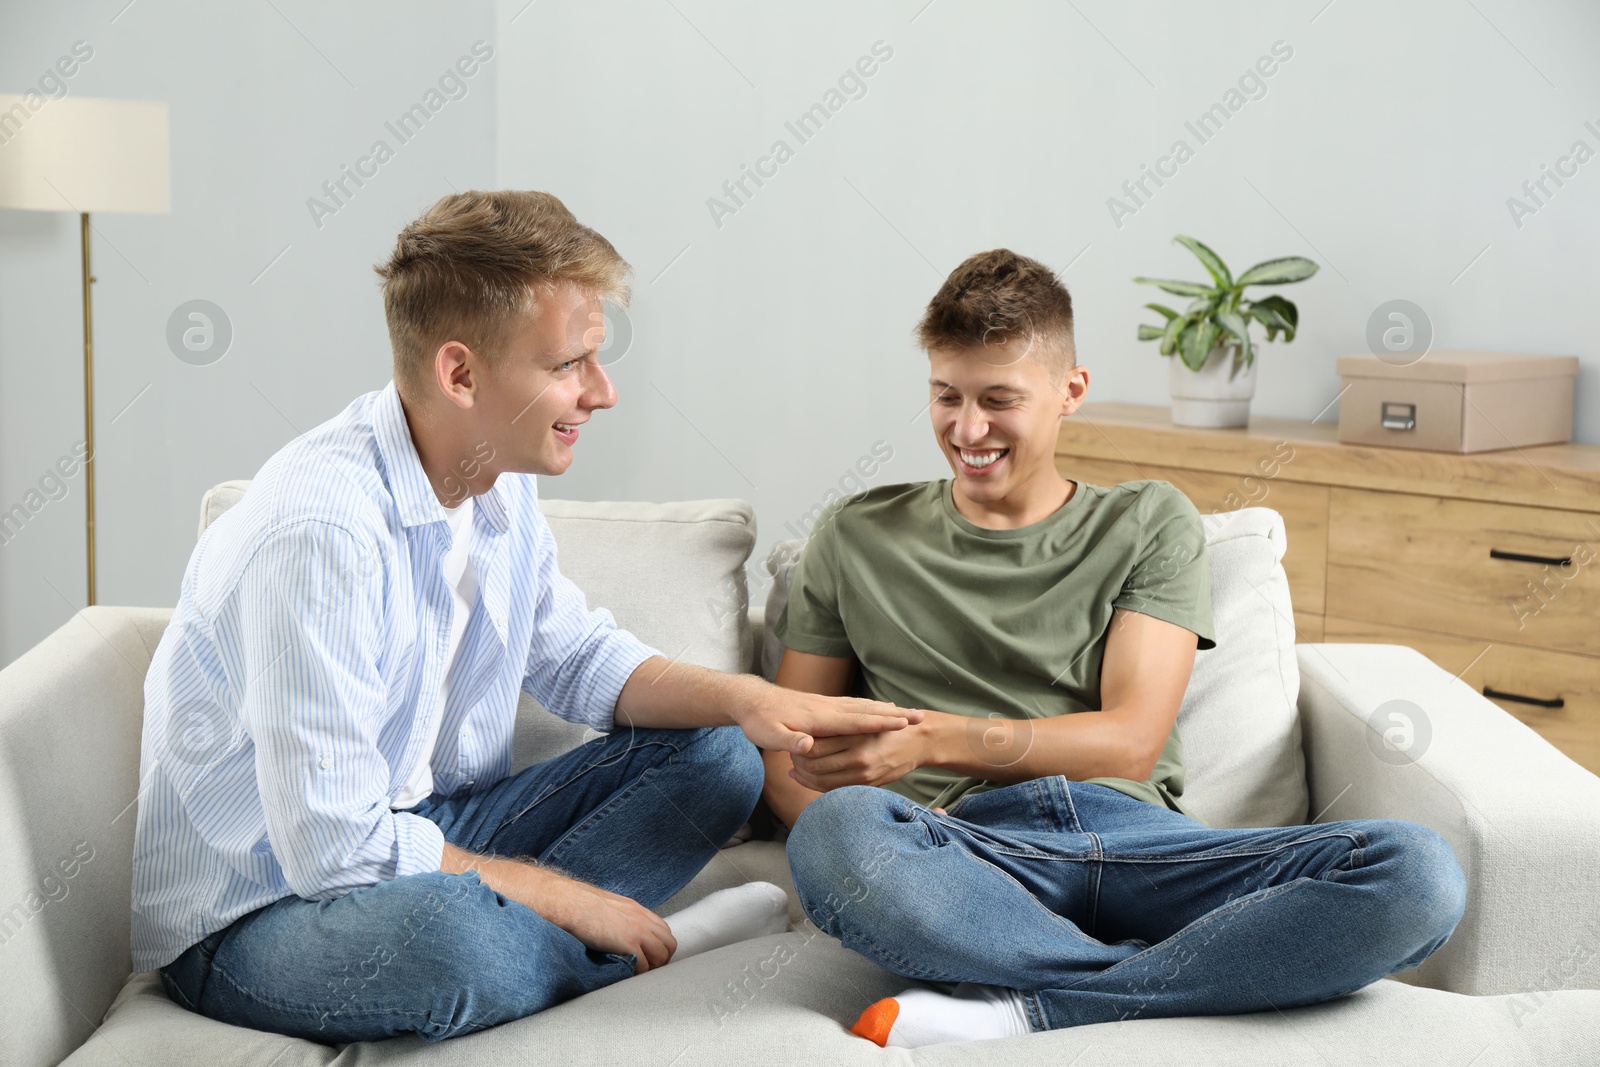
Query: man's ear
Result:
<box><xmin>1058</xmin><ymin>363</ymin><xmax>1089</xmax><ymax>417</ymax></box>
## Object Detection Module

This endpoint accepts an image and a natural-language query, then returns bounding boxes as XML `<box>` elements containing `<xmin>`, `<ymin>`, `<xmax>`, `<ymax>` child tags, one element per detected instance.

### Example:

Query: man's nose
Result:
<box><xmin>954</xmin><ymin>405</ymin><xmax>989</xmax><ymax>443</ymax></box>
<box><xmin>581</xmin><ymin>361</ymin><xmax>618</xmax><ymax>411</ymax></box>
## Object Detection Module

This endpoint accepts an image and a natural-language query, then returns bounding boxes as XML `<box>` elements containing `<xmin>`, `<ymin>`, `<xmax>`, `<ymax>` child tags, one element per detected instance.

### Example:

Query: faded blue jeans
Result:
<box><xmin>785</xmin><ymin>778</ymin><xmax>1467</xmax><ymax>1031</ymax></box>
<box><xmin>159</xmin><ymin>724</ymin><xmax>764</xmax><ymax>1043</ymax></box>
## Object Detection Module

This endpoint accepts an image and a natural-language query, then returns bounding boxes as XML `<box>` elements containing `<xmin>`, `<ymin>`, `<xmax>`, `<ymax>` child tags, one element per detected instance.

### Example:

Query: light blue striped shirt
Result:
<box><xmin>130</xmin><ymin>380</ymin><xmax>658</xmax><ymax>972</ymax></box>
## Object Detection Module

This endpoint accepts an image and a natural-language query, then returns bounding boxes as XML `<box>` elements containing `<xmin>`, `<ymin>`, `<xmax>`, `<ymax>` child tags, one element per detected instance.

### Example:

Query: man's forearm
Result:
<box><xmin>761</xmin><ymin>748</ymin><xmax>823</xmax><ymax>828</ymax></box>
<box><xmin>613</xmin><ymin>655</ymin><xmax>764</xmax><ymax>730</ymax></box>
<box><xmin>441</xmin><ymin>842</ymin><xmax>567</xmax><ymax>919</ymax></box>
<box><xmin>923</xmin><ymin>708</ymin><xmax>1154</xmax><ymax>785</ymax></box>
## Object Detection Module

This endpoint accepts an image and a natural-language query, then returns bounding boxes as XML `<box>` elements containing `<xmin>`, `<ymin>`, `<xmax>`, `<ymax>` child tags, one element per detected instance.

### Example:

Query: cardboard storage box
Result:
<box><xmin>1336</xmin><ymin>351</ymin><xmax>1578</xmax><ymax>453</ymax></box>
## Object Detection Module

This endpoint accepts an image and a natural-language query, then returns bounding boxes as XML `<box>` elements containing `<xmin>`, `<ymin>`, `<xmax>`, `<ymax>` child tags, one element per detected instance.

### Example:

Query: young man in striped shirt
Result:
<box><xmin>132</xmin><ymin>191</ymin><xmax>921</xmax><ymax>1043</ymax></box>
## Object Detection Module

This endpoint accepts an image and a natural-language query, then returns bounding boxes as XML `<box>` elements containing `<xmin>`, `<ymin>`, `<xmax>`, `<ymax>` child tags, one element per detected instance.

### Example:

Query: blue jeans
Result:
<box><xmin>159</xmin><ymin>724</ymin><xmax>763</xmax><ymax>1043</ymax></box>
<box><xmin>785</xmin><ymin>778</ymin><xmax>1467</xmax><ymax>1031</ymax></box>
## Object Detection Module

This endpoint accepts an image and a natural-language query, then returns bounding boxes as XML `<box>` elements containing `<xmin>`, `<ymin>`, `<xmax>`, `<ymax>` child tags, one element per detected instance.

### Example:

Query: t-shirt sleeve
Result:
<box><xmin>1113</xmin><ymin>483</ymin><xmax>1217</xmax><ymax>651</ymax></box>
<box><xmin>773</xmin><ymin>500</ymin><xmax>856</xmax><ymax>658</ymax></box>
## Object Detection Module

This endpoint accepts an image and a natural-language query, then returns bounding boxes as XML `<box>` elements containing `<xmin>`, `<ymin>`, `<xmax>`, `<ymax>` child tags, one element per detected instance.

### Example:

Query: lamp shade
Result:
<box><xmin>0</xmin><ymin>95</ymin><xmax>169</xmax><ymax>213</ymax></box>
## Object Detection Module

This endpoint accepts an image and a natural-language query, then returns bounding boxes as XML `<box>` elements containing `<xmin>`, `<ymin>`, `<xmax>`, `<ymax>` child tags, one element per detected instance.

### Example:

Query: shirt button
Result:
<box><xmin>318</xmin><ymin>756</ymin><xmax>332</xmax><ymax>770</ymax></box>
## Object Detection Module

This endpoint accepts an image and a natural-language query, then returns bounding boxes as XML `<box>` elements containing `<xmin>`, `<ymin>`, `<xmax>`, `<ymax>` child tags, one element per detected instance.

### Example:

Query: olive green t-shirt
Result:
<box><xmin>774</xmin><ymin>478</ymin><xmax>1216</xmax><ymax>821</ymax></box>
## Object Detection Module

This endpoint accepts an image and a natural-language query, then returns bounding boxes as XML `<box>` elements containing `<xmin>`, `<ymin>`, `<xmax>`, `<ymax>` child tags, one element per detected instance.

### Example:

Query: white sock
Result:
<box><xmin>852</xmin><ymin>983</ymin><xmax>1032</xmax><ymax>1047</ymax></box>
<box><xmin>664</xmin><ymin>881</ymin><xmax>789</xmax><ymax>961</ymax></box>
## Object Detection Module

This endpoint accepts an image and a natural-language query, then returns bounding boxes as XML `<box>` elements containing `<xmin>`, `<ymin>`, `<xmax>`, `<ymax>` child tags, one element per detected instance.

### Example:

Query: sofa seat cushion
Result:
<box><xmin>64</xmin><ymin>926</ymin><xmax>1600</xmax><ymax>1065</ymax></box>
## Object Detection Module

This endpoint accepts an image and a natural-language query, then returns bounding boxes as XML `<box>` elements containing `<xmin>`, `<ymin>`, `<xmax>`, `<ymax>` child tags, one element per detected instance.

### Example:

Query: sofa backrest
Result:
<box><xmin>760</xmin><ymin>506</ymin><xmax>1309</xmax><ymax>830</ymax></box>
<box><xmin>0</xmin><ymin>483</ymin><xmax>756</xmax><ymax>1067</ymax></box>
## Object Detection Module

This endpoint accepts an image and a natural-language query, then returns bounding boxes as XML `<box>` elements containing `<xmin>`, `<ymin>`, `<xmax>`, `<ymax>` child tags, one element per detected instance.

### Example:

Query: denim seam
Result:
<box><xmin>159</xmin><ymin>969</ymin><xmax>200</xmax><ymax>1012</ymax></box>
<box><xmin>1050</xmin><ymin>776</ymin><xmax>1083</xmax><ymax>833</ymax></box>
<box><xmin>956</xmin><ymin>844</ymin><xmax>1108</xmax><ymax>948</ymax></box>
<box><xmin>531</xmin><ymin>766</ymin><xmax>651</xmax><ymax>866</ymax></box>
<box><xmin>1021</xmin><ymin>989</ymin><xmax>1050</xmax><ymax>1032</ymax></box>
<box><xmin>1085</xmin><ymin>831</ymin><xmax>1105</xmax><ymax>939</ymax></box>
<box><xmin>499</xmin><ymin>734</ymin><xmax>689</xmax><ymax>850</ymax></box>
<box><xmin>535</xmin><ymin>739</ymin><xmax>711</xmax><ymax>870</ymax></box>
<box><xmin>1092</xmin><ymin>829</ymin><xmax>1368</xmax><ymax>864</ymax></box>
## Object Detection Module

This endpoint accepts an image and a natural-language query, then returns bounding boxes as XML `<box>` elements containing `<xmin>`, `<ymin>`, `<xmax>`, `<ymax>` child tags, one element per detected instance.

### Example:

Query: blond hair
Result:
<box><xmin>915</xmin><ymin>248</ymin><xmax>1075</xmax><ymax>377</ymax></box>
<box><xmin>374</xmin><ymin>190</ymin><xmax>630</xmax><ymax>399</ymax></box>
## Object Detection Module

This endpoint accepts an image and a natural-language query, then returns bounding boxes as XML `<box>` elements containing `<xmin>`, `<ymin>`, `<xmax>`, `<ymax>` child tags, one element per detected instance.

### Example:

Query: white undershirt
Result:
<box><xmin>392</xmin><ymin>496</ymin><xmax>478</xmax><ymax>810</ymax></box>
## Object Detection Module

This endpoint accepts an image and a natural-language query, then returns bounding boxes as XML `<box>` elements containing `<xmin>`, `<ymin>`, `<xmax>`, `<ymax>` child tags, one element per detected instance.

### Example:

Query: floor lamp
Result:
<box><xmin>0</xmin><ymin>96</ymin><xmax>170</xmax><ymax>605</ymax></box>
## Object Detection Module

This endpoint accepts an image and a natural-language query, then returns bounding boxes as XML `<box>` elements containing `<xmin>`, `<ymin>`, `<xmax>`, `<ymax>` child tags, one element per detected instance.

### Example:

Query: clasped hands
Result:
<box><xmin>731</xmin><ymin>684</ymin><xmax>943</xmax><ymax>792</ymax></box>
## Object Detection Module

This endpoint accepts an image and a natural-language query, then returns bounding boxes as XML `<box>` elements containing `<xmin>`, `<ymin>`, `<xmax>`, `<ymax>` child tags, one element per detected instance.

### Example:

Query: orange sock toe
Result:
<box><xmin>850</xmin><ymin>998</ymin><xmax>901</xmax><ymax>1046</ymax></box>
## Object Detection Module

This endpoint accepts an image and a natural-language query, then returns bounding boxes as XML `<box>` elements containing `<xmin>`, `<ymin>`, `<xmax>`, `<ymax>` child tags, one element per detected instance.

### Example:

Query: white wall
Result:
<box><xmin>4</xmin><ymin>0</ymin><xmax>1597</xmax><ymax>668</ymax></box>
<box><xmin>0</xmin><ymin>1</ymin><xmax>498</xmax><ymax>667</ymax></box>
<box><xmin>495</xmin><ymin>0</ymin><xmax>1600</xmax><ymax>602</ymax></box>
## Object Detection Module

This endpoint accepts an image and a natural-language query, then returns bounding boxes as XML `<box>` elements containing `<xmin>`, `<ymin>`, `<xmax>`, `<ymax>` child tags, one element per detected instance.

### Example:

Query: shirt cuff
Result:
<box><xmin>392</xmin><ymin>810</ymin><xmax>447</xmax><ymax>877</ymax></box>
<box><xmin>586</xmin><ymin>628</ymin><xmax>660</xmax><ymax>732</ymax></box>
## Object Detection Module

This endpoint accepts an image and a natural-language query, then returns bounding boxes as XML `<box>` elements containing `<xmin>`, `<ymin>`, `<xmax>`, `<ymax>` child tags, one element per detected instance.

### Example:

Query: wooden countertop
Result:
<box><xmin>1057</xmin><ymin>403</ymin><xmax>1600</xmax><ymax>513</ymax></box>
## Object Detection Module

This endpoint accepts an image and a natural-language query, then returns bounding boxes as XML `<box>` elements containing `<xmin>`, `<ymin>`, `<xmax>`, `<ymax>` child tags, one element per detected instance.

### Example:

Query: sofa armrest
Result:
<box><xmin>0</xmin><ymin>606</ymin><xmax>172</xmax><ymax>1067</ymax></box>
<box><xmin>1296</xmin><ymin>643</ymin><xmax>1600</xmax><ymax>998</ymax></box>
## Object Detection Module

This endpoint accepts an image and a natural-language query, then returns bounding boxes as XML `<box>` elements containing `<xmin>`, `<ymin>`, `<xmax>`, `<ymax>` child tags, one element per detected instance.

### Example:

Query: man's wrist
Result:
<box><xmin>918</xmin><ymin>710</ymin><xmax>959</xmax><ymax>771</ymax></box>
<box><xmin>921</xmin><ymin>713</ymin><xmax>966</xmax><ymax>771</ymax></box>
<box><xmin>725</xmin><ymin>672</ymin><xmax>776</xmax><ymax>731</ymax></box>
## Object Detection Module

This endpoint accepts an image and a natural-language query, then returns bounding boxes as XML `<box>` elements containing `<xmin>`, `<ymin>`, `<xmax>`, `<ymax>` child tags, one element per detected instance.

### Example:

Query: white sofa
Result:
<box><xmin>3</xmin><ymin>482</ymin><xmax>1598</xmax><ymax>1066</ymax></box>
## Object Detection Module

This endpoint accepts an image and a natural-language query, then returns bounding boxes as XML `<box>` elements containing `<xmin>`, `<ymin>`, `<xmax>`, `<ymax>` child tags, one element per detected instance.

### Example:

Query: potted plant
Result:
<box><xmin>1134</xmin><ymin>235</ymin><xmax>1318</xmax><ymax>428</ymax></box>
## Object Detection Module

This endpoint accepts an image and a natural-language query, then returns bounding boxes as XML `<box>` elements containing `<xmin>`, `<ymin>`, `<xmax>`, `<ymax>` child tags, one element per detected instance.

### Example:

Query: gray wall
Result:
<box><xmin>1</xmin><ymin>1</ymin><xmax>498</xmax><ymax>667</ymax></box>
<box><xmin>3</xmin><ymin>0</ymin><xmax>1597</xmax><ymax>667</ymax></box>
<box><xmin>495</xmin><ymin>0</ymin><xmax>1600</xmax><ymax>609</ymax></box>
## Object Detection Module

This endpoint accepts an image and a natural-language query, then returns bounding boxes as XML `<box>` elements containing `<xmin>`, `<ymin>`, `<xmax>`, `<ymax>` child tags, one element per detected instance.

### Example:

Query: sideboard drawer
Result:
<box><xmin>1324</xmin><ymin>615</ymin><xmax>1600</xmax><ymax>775</ymax></box>
<box><xmin>1327</xmin><ymin>489</ymin><xmax>1600</xmax><ymax>657</ymax></box>
<box><xmin>1058</xmin><ymin>456</ymin><xmax>1329</xmax><ymax>616</ymax></box>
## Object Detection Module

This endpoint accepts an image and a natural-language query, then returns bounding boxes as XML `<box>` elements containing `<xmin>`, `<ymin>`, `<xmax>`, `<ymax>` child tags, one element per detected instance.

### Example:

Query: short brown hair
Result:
<box><xmin>915</xmin><ymin>249</ymin><xmax>1075</xmax><ymax>377</ymax></box>
<box><xmin>374</xmin><ymin>190</ymin><xmax>630</xmax><ymax>400</ymax></box>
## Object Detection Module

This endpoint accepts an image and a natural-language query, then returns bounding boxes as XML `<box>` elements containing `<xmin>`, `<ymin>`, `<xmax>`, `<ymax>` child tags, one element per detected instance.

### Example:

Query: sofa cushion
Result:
<box><xmin>62</xmin><ymin>937</ymin><xmax>1600</xmax><ymax>1065</ymax></box>
<box><xmin>762</xmin><ymin>505</ymin><xmax>1308</xmax><ymax>829</ymax></box>
<box><xmin>535</xmin><ymin>497</ymin><xmax>755</xmax><ymax>677</ymax></box>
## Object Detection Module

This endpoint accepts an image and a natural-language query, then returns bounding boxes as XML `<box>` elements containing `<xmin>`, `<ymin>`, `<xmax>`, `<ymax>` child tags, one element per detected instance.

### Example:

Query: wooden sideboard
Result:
<box><xmin>1056</xmin><ymin>402</ymin><xmax>1600</xmax><ymax>776</ymax></box>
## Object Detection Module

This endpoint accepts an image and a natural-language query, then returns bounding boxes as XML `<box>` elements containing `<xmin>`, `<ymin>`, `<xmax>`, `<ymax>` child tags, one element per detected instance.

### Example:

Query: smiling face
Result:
<box><xmin>406</xmin><ymin>280</ymin><xmax>624</xmax><ymax>506</ymax></box>
<box><xmin>928</xmin><ymin>338</ymin><xmax>1089</xmax><ymax>526</ymax></box>
<box><xmin>471</xmin><ymin>280</ymin><xmax>618</xmax><ymax>478</ymax></box>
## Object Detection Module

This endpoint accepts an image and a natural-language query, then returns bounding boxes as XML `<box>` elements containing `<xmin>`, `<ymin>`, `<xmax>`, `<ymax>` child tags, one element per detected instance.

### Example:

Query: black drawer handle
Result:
<box><xmin>1483</xmin><ymin>685</ymin><xmax>1565</xmax><ymax>709</ymax></box>
<box><xmin>1489</xmin><ymin>548</ymin><xmax>1573</xmax><ymax>567</ymax></box>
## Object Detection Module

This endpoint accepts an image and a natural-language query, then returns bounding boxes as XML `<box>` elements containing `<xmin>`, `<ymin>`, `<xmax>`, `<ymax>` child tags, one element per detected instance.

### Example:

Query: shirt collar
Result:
<box><xmin>372</xmin><ymin>380</ymin><xmax>510</xmax><ymax>535</ymax></box>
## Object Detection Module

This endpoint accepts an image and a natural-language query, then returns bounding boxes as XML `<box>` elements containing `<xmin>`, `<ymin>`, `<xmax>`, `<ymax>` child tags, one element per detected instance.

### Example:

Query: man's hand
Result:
<box><xmin>441</xmin><ymin>842</ymin><xmax>675</xmax><ymax>973</ymax></box>
<box><xmin>735</xmin><ymin>684</ymin><xmax>928</xmax><ymax>757</ymax></box>
<box><xmin>541</xmin><ymin>877</ymin><xmax>676</xmax><ymax>972</ymax></box>
<box><xmin>614</xmin><ymin>655</ymin><xmax>926</xmax><ymax>756</ymax></box>
<box><xmin>787</xmin><ymin>713</ymin><xmax>942</xmax><ymax>791</ymax></box>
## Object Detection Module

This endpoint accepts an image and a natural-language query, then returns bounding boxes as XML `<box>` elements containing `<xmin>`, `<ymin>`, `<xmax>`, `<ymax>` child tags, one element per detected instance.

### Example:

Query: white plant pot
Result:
<box><xmin>1168</xmin><ymin>344</ymin><xmax>1257</xmax><ymax>428</ymax></box>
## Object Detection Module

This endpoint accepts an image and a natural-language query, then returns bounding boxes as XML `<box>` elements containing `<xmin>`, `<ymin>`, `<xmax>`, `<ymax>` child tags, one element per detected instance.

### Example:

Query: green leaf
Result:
<box><xmin>1173</xmin><ymin>235</ymin><xmax>1233</xmax><ymax>290</ymax></box>
<box><xmin>1132</xmin><ymin>276</ymin><xmax>1215</xmax><ymax>299</ymax></box>
<box><xmin>1143</xmin><ymin>302</ymin><xmax>1180</xmax><ymax>322</ymax></box>
<box><xmin>1215</xmin><ymin>308</ymin><xmax>1253</xmax><ymax>362</ymax></box>
<box><xmin>1246</xmin><ymin>295</ymin><xmax>1298</xmax><ymax>342</ymax></box>
<box><xmin>1246</xmin><ymin>306</ymin><xmax>1286</xmax><ymax>341</ymax></box>
<box><xmin>1179</xmin><ymin>319</ymin><xmax>1220</xmax><ymax>371</ymax></box>
<box><xmin>1160</xmin><ymin>311</ymin><xmax>1190</xmax><ymax>356</ymax></box>
<box><xmin>1138</xmin><ymin>324</ymin><xmax>1166</xmax><ymax>341</ymax></box>
<box><xmin>1251</xmin><ymin>294</ymin><xmax>1299</xmax><ymax>331</ymax></box>
<box><xmin>1235</xmin><ymin>256</ymin><xmax>1319</xmax><ymax>287</ymax></box>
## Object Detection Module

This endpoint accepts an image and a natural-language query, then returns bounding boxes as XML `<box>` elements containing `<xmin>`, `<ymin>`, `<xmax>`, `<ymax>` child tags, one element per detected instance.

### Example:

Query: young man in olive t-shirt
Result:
<box><xmin>763</xmin><ymin>249</ymin><xmax>1467</xmax><ymax>1047</ymax></box>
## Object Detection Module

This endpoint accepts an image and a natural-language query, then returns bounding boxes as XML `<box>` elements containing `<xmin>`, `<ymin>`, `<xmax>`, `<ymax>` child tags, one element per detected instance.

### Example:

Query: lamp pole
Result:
<box><xmin>80</xmin><ymin>211</ymin><xmax>97</xmax><ymax>605</ymax></box>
